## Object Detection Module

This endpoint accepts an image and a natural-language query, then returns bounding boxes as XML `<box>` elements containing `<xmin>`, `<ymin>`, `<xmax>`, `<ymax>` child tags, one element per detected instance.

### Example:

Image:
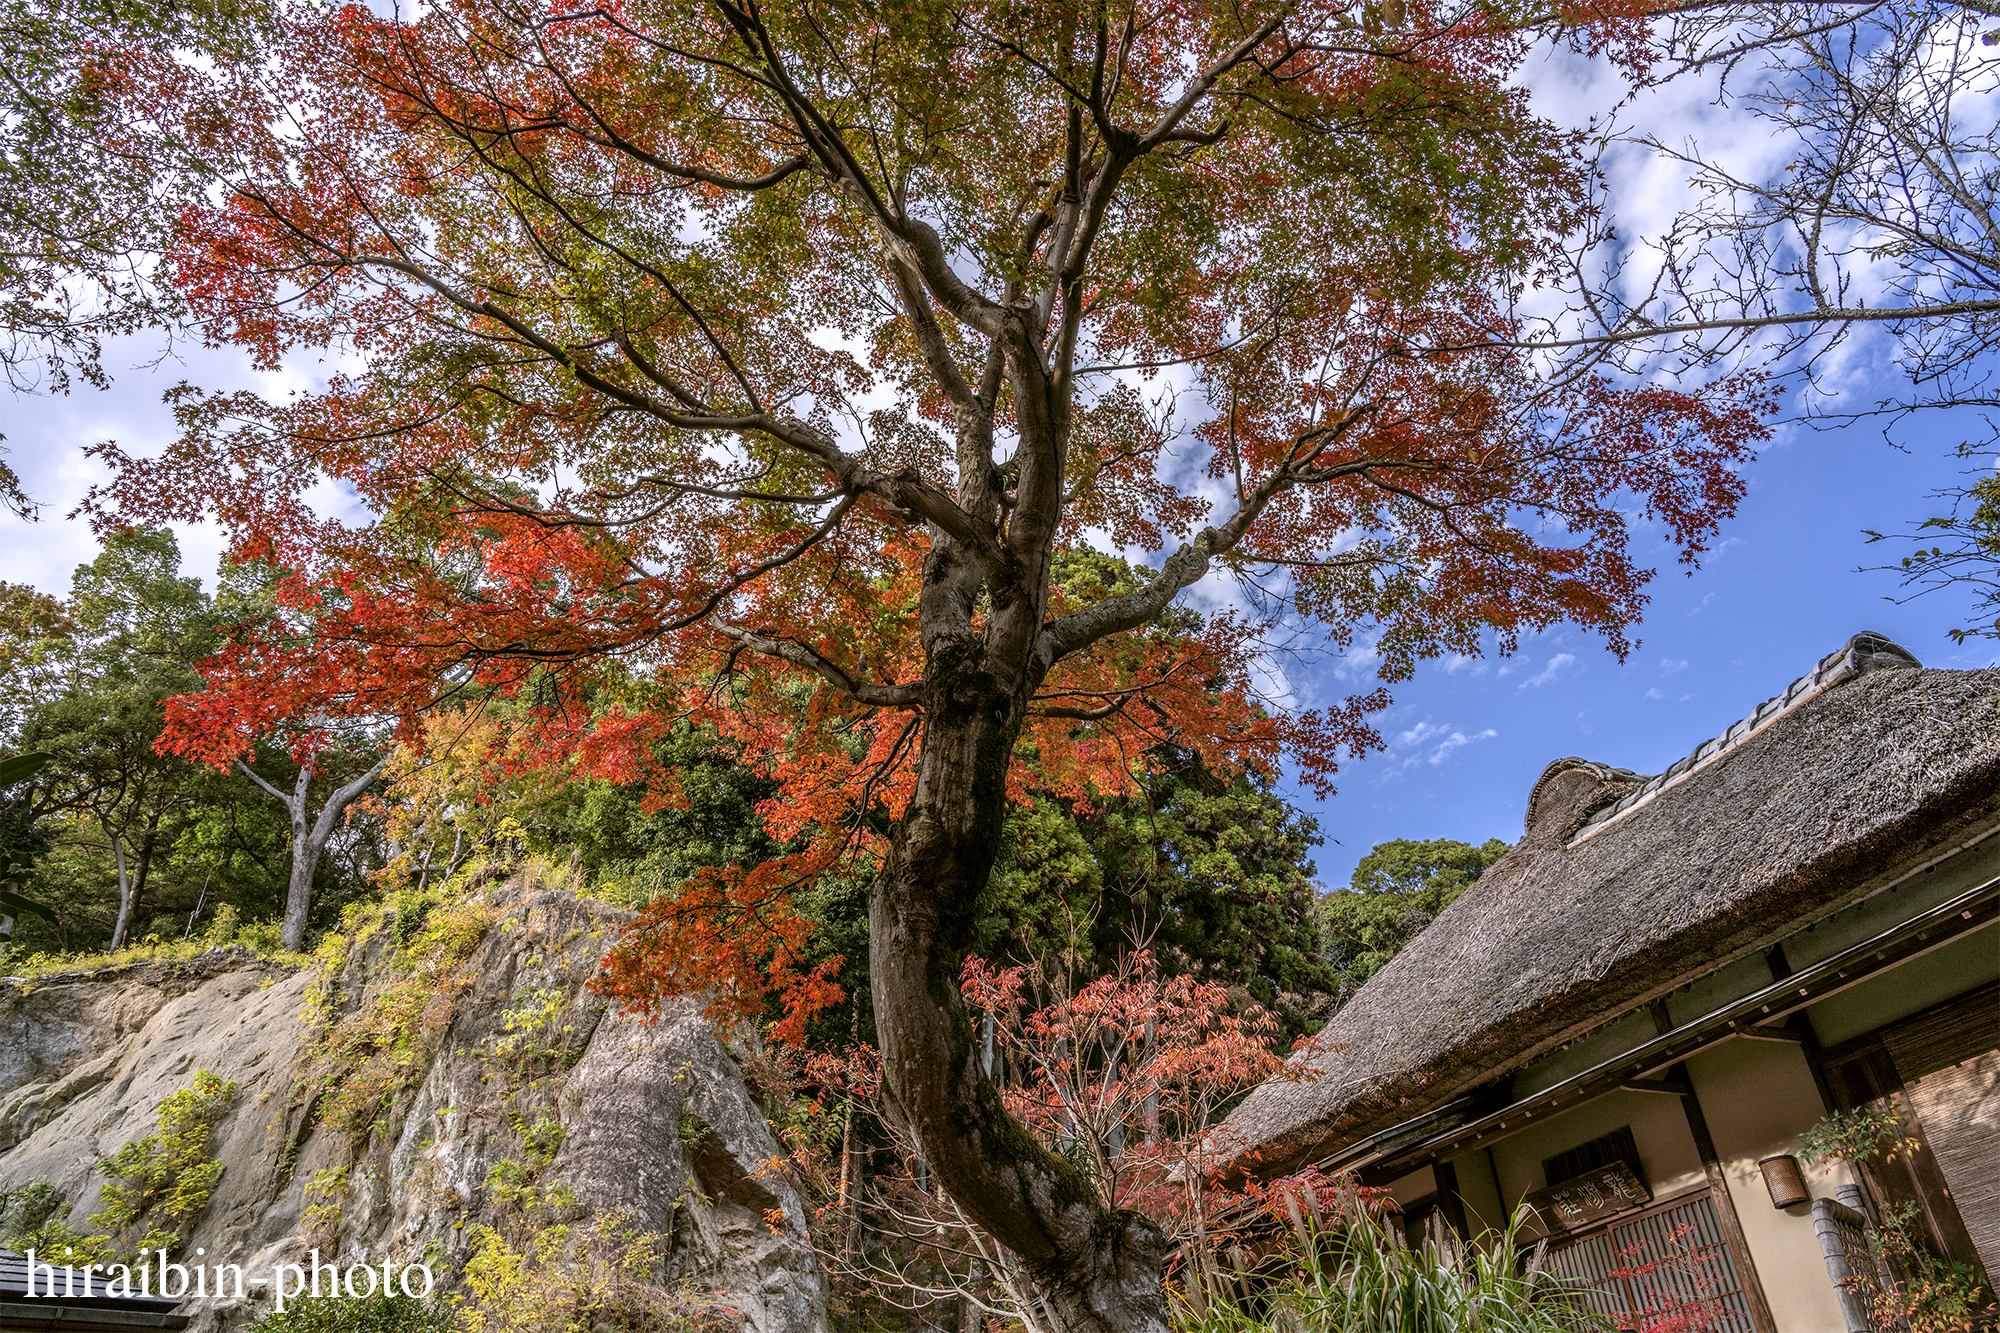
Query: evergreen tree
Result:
<box><xmin>0</xmin><ymin>530</ymin><xmax>379</xmax><ymax>951</ymax></box>
<box><xmin>1319</xmin><ymin>836</ymin><xmax>1510</xmax><ymax>1003</ymax></box>
<box><xmin>978</xmin><ymin>757</ymin><xmax>1335</xmax><ymax>1033</ymax></box>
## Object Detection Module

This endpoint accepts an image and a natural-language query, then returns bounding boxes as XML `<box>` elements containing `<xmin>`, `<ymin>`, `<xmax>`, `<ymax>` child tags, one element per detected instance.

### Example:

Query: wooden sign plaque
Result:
<box><xmin>1521</xmin><ymin>1161</ymin><xmax>1651</xmax><ymax>1237</ymax></box>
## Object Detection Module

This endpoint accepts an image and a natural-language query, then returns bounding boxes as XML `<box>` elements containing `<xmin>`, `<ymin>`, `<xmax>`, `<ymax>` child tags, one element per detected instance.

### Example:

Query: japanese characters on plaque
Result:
<box><xmin>1522</xmin><ymin>1161</ymin><xmax>1651</xmax><ymax>1235</ymax></box>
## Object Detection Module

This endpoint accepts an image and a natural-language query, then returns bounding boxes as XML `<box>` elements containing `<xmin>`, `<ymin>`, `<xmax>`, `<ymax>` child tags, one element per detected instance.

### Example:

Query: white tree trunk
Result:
<box><xmin>237</xmin><ymin>755</ymin><xmax>389</xmax><ymax>951</ymax></box>
<box><xmin>109</xmin><ymin>831</ymin><xmax>135</xmax><ymax>950</ymax></box>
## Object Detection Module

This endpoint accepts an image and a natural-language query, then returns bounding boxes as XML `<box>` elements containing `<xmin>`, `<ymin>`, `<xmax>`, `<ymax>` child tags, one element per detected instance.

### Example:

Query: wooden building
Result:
<box><xmin>1225</xmin><ymin>634</ymin><xmax>1999</xmax><ymax>1331</ymax></box>
<box><xmin>0</xmin><ymin>1250</ymin><xmax>188</xmax><ymax>1333</ymax></box>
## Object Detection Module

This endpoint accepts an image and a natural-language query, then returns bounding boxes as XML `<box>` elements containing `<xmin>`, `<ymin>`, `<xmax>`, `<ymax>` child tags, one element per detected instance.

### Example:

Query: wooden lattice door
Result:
<box><xmin>1543</xmin><ymin>1191</ymin><xmax>1758</xmax><ymax>1332</ymax></box>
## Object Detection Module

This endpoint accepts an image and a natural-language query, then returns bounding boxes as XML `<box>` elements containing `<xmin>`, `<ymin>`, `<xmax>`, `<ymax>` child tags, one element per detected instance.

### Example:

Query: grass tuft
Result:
<box><xmin>1175</xmin><ymin>1210</ymin><xmax>1607</xmax><ymax>1333</ymax></box>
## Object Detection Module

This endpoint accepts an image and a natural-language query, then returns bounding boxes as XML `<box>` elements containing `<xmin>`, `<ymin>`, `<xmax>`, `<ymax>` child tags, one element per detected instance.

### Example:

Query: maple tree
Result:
<box><xmin>957</xmin><ymin>951</ymin><xmax>1311</xmax><ymax>1230</ymax></box>
<box><xmin>1320</xmin><ymin>834</ymin><xmax>1508</xmax><ymax>1003</ymax></box>
<box><xmin>93</xmin><ymin>1</ymin><xmax>1771</xmax><ymax>1326</ymax></box>
<box><xmin>133</xmin><ymin>555</ymin><xmax>390</xmax><ymax>951</ymax></box>
<box><xmin>0</xmin><ymin>0</ymin><xmax>271</xmax><ymax>395</ymax></box>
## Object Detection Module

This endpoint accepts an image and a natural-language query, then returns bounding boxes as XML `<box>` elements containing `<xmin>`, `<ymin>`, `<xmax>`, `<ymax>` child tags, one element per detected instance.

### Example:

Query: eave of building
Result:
<box><xmin>1327</xmin><ymin>864</ymin><xmax>2000</xmax><ymax>1182</ymax></box>
<box><xmin>0</xmin><ymin>1303</ymin><xmax>189</xmax><ymax>1332</ymax></box>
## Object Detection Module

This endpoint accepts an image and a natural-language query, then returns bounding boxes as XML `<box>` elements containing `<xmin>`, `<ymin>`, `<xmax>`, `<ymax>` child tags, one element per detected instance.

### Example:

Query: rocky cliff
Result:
<box><xmin>0</xmin><ymin>873</ymin><xmax>825</xmax><ymax>1333</ymax></box>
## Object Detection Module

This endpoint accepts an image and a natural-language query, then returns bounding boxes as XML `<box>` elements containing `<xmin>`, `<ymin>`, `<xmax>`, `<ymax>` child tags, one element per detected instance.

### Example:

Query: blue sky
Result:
<box><xmin>1275</xmin><ymin>33</ymin><xmax>2000</xmax><ymax>887</ymax></box>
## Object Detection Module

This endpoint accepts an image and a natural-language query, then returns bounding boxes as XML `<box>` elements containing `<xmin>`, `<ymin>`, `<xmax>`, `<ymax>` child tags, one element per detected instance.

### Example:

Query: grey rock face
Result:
<box><xmin>0</xmin><ymin>882</ymin><xmax>825</xmax><ymax>1333</ymax></box>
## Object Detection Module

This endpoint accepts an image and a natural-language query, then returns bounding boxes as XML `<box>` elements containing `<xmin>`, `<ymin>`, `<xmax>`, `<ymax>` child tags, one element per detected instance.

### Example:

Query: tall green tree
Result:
<box><xmin>0</xmin><ymin>0</ymin><xmax>274</xmax><ymax>391</ymax></box>
<box><xmin>8</xmin><ymin>528</ymin><xmax>211</xmax><ymax>946</ymax></box>
<box><xmin>978</xmin><ymin>758</ymin><xmax>1334</xmax><ymax>1030</ymax></box>
<box><xmin>0</xmin><ymin>531</ymin><xmax>380</xmax><ymax>951</ymax></box>
<box><xmin>0</xmin><ymin>752</ymin><xmax>60</xmax><ymax>937</ymax></box>
<box><xmin>1320</xmin><ymin>836</ymin><xmax>1510</xmax><ymax>1002</ymax></box>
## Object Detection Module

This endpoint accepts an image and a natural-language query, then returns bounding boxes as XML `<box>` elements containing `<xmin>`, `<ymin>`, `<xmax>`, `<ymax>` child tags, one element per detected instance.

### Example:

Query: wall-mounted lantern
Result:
<box><xmin>1758</xmin><ymin>1155</ymin><xmax>1810</xmax><ymax>1208</ymax></box>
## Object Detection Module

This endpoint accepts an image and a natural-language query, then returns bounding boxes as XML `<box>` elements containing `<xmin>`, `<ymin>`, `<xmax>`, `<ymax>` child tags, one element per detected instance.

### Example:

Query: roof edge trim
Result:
<box><xmin>1326</xmin><ymin>869</ymin><xmax>2000</xmax><ymax>1180</ymax></box>
<box><xmin>1567</xmin><ymin>632</ymin><xmax>1921</xmax><ymax>848</ymax></box>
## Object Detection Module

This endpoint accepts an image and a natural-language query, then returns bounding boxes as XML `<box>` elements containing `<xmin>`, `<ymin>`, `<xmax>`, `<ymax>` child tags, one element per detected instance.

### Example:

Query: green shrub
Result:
<box><xmin>92</xmin><ymin>1069</ymin><xmax>237</xmax><ymax>1255</ymax></box>
<box><xmin>1799</xmin><ymin>1106</ymin><xmax>1914</xmax><ymax>1166</ymax></box>
<box><xmin>0</xmin><ymin>1181</ymin><xmax>65</xmax><ymax>1241</ymax></box>
<box><xmin>302</xmin><ymin>1168</ymin><xmax>351</xmax><ymax>1247</ymax></box>
<box><xmin>0</xmin><ymin>1183</ymin><xmax>118</xmax><ymax>1269</ymax></box>
<box><xmin>247</xmin><ymin>1293</ymin><xmax>453</xmax><ymax>1333</ymax></box>
<box><xmin>238</xmin><ymin>919</ymin><xmax>287</xmax><ymax>954</ymax></box>
<box><xmin>203</xmin><ymin>905</ymin><xmax>243</xmax><ymax>948</ymax></box>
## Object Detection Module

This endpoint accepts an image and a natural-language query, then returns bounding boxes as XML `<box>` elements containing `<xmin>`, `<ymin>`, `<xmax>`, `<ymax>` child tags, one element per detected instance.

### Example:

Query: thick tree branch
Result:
<box><xmin>710</xmin><ymin>0</ymin><xmax>1004</xmax><ymax>334</ymax></box>
<box><xmin>234</xmin><ymin>759</ymin><xmax>294</xmax><ymax>807</ymax></box>
<box><xmin>228</xmin><ymin>213</ymin><xmax>1005</xmax><ymax>565</ymax></box>
<box><xmin>706</xmin><ymin>615</ymin><xmax>922</xmax><ymax>707</ymax></box>
<box><xmin>1133</xmin><ymin>7</ymin><xmax>1298</xmax><ymax>153</ymax></box>
<box><xmin>308</xmin><ymin>754</ymin><xmax>389</xmax><ymax>847</ymax></box>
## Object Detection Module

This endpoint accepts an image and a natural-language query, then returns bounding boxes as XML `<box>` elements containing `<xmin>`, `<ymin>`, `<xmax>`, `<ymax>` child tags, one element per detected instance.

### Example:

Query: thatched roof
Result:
<box><xmin>1225</xmin><ymin>634</ymin><xmax>2000</xmax><ymax>1177</ymax></box>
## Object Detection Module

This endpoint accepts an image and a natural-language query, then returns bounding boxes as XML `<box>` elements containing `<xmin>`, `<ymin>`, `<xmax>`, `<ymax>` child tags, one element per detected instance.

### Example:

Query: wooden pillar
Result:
<box><xmin>1434</xmin><ymin>1157</ymin><xmax>1469</xmax><ymax>1241</ymax></box>
<box><xmin>1676</xmin><ymin>1065</ymin><xmax>1779</xmax><ymax>1333</ymax></box>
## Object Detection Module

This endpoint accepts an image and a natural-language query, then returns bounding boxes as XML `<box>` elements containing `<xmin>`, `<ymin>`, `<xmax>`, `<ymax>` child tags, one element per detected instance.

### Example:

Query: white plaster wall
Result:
<box><xmin>1686</xmin><ymin>1038</ymin><xmax>1853</xmax><ymax>1333</ymax></box>
<box><xmin>1484</xmin><ymin>1088</ymin><xmax>1706</xmax><ymax>1215</ymax></box>
<box><xmin>1447</xmin><ymin>1147</ymin><xmax>1508</xmax><ymax>1235</ymax></box>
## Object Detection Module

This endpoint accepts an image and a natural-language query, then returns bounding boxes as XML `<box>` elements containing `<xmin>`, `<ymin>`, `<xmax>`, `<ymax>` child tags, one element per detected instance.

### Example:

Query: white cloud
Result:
<box><xmin>1332</xmin><ymin>635</ymin><xmax>1384</xmax><ymax>683</ymax></box>
<box><xmin>1659</xmin><ymin>658</ymin><xmax>1690</xmax><ymax>675</ymax></box>
<box><xmin>1427</xmin><ymin>727</ymin><xmax>1498</xmax><ymax>765</ymax></box>
<box><xmin>1645</xmin><ymin>687</ymin><xmax>1665</xmax><ymax>700</ymax></box>
<box><xmin>1520</xmin><ymin>652</ymin><xmax>1578</xmax><ymax>689</ymax></box>
<box><xmin>1390</xmin><ymin>717</ymin><xmax>1498</xmax><ymax>768</ymax></box>
<box><xmin>1395</xmin><ymin>719</ymin><xmax>1449</xmax><ymax>748</ymax></box>
<box><xmin>0</xmin><ymin>331</ymin><xmax>351</xmax><ymax>597</ymax></box>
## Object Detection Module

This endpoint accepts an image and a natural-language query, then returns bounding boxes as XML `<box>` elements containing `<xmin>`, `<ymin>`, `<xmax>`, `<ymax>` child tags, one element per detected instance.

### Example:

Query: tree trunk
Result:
<box><xmin>128</xmin><ymin>816</ymin><xmax>161</xmax><ymax>943</ymax></box>
<box><xmin>281</xmin><ymin>811</ymin><xmax>318</xmax><ymax>953</ymax></box>
<box><xmin>869</xmin><ymin>662</ymin><xmax>1169</xmax><ymax>1333</ymax></box>
<box><xmin>239</xmin><ymin>754</ymin><xmax>388</xmax><ymax>952</ymax></box>
<box><xmin>109</xmin><ymin>830</ymin><xmax>135</xmax><ymax>950</ymax></box>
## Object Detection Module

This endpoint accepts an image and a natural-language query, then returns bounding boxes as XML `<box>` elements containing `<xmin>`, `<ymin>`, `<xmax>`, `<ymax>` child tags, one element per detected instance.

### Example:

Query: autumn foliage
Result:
<box><xmin>958</xmin><ymin>950</ymin><xmax>1318</xmax><ymax>1225</ymax></box>
<box><xmin>89</xmin><ymin>2</ymin><xmax>1769</xmax><ymax>1320</ymax></box>
<box><xmin>782</xmin><ymin>950</ymin><xmax>1357</xmax><ymax>1325</ymax></box>
<box><xmin>93</xmin><ymin>0</ymin><xmax>1764</xmax><ymax>1031</ymax></box>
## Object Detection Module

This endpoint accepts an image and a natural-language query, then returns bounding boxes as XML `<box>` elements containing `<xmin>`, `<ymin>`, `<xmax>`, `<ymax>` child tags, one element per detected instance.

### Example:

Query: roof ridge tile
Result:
<box><xmin>1568</xmin><ymin>631</ymin><xmax>1922</xmax><ymax>845</ymax></box>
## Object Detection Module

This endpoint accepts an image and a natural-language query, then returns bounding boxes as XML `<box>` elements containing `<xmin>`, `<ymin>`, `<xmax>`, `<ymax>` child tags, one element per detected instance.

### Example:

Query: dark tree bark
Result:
<box><xmin>861</xmin><ymin>300</ymin><xmax>1212</xmax><ymax>1333</ymax></box>
<box><xmin>873</xmin><ymin>671</ymin><xmax>1170</xmax><ymax>1333</ymax></box>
